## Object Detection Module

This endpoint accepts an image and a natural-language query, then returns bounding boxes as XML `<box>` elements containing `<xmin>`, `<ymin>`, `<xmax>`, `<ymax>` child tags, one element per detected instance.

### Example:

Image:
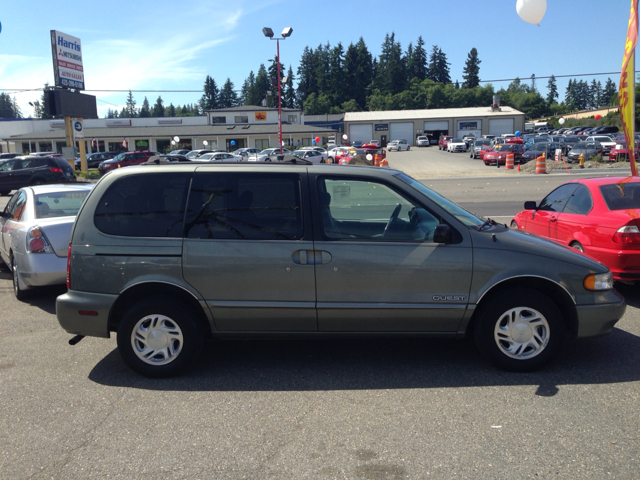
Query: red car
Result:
<box><xmin>338</xmin><ymin>148</ymin><xmax>386</xmax><ymax>165</ymax></box>
<box><xmin>98</xmin><ymin>151</ymin><xmax>157</xmax><ymax>174</ymax></box>
<box><xmin>511</xmin><ymin>176</ymin><xmax>640</xmax><ymax>281</ymax></box>
<box><xmin>609</xmin><ymin>141</ymin><xmax>640</xmax><ymax>162</ymax></box>
<box><xmin>483</xmin><ymin>143</ymin><xmax>525</xmax><ymax>166</ymax></box>
<box><xmin>438</xmin><ymin>135</ymin><xmax>452</xmax><ymax>150</ymax></box>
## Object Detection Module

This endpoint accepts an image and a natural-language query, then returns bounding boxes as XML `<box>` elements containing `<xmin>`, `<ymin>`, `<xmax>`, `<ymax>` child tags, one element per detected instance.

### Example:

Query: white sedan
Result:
<box><xmin>0</xmin><ymin>183</ymin><xmax>94</xmax><ymax>299</ymax></box>
<box><xmin>447</xmin><ymin>138</ymin><xmax>468</xmax><ymax>153</ymax></box>
<box><xmin>247</xmin><ymin>148</ymin><xmax>292</xmax><ymax>162</ymax></box>
<box><xmin>387</xmin><ymin>139</ymin><xmax>410</xmax><ymax>151</ymax></box>
<box><xmin>199</xmin><ymin>152</ymin><xmax>244</xmax><ymax>162</ymax></box>
<box><xmin>292</xmin><ymin>149</ymin><xmax>328</xmax><ymax>164</ymax></box>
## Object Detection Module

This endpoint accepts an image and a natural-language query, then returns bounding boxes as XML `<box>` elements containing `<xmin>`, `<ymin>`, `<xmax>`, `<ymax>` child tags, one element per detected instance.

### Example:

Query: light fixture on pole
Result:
<box><xmin>263</xmin><ymin>26</ymin><xmax>293</xmax><ymax>154</ymax></box>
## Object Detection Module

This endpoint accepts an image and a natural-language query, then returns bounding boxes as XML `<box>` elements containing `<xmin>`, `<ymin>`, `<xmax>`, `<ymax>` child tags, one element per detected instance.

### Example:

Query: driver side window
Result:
<box><xmin>318</xmin><ymin>178</ymin><xmax>439</xmax><ymax>242</ymax></box>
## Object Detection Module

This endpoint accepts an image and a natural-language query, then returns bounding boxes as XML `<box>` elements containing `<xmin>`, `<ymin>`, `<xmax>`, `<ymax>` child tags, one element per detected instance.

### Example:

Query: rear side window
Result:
<box><xmin>538</xmin><ymin>184</ymin><xmax>579</xmax><ymax>212</ymax></box>
<box><xmin>54</xmin><ymin>158</ymin><xmax>73</xmax><ymax>172</ymax></box>
<box><xmin>184</xmin><ymin>172</ymin><xmax>303</xmax><ymax>240</ymax></box>
<box><xmin>94</xmin><ymin>173</ymin><xmax>191</xmax><ymax>237</ymax></box>
<box><xmin>600</xmin><ymin>183</ymin><xmax>640</xmax><ymax>210</ymax></box>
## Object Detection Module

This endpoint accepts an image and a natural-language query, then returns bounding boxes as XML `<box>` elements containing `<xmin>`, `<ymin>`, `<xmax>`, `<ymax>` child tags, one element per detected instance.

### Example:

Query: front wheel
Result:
<box><xmin>474</xmin><ymin>288</ymin><xmax>564</xmax><ymax>372</ymax></box>
<box><xmin>510</xmin><ymin>220</ymin><xmax>519</xmax><ymax>229</ymax></box>
<box><xmin>117</xmin><ymin>297</ymin><xmax>204</xmax><ymax>378</ymax></box>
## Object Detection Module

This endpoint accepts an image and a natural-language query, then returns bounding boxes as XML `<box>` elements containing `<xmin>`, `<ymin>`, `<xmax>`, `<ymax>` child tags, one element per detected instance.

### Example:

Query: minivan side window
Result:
<box><xmin>184</xmin><ymin>172</ymin><xmax>303</xmax><ymax>240</ymax></box>
<box><xmin>94</xmin><ymin>173</ymin><xmax>191</xmax><ymax>237</ymax></box>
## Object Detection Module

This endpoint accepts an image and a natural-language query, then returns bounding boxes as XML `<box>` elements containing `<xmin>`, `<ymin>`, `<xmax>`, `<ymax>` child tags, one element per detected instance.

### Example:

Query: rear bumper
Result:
<box><xmin>584</xmin><ymin>245</ymin><xmax>640</xmax><ymax>281</ymax></box>
<box><xmin>56</xmin><ymin>289</ymin><xmax>117</xmax><ymax>339</ymax></box>
<box><xmin>15</xmin><ymin>251</ymin><xmax>67</xmax><ymax>288</ymax></box>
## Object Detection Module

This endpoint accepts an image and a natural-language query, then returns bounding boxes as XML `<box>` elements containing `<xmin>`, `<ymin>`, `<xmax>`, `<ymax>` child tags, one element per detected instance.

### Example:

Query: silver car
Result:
<box><xmin>247</xmin><ymin>148</ymin><xmax>292</xmax><ymax>162</ymax></box>
<box><xmin>0</xmin><ymin>183</ymin><xmax>94</xmax><ymax>299</ymax></box>
<box><xmin>56</xmin><ymin>164</ymin><xmax>625</xmax><ymax>377</ymax></box>
<box><xmin>198</xmin><ymin>152</ymin><xmax>244</xmax><ymax>162</ymax></box>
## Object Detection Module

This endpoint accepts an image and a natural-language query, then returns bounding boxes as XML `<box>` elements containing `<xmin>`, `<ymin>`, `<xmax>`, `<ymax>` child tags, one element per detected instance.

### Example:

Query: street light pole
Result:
<box><xmin>263</xmin><ymin>27</ymin><xmax>293</xmax><ymax>155</ymax></box>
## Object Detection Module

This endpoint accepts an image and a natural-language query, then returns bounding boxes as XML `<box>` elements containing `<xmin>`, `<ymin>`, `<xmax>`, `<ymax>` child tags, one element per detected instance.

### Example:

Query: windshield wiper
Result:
<box><xmin>478</xmin><ymin>217</ymin><xmax>499</xmax><ymax>230</ymax></box>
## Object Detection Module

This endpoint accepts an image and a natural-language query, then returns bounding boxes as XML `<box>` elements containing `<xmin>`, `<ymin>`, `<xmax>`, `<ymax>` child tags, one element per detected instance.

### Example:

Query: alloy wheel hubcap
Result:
<box><xmin>494</xmin><ymin>306</ymin><xmax>550</xmax><ymax>359</ymax></box>
<box><xmin>131</xmin><ymin>314</ymin><xmax>184</xmax><ymax>365</ymax></box>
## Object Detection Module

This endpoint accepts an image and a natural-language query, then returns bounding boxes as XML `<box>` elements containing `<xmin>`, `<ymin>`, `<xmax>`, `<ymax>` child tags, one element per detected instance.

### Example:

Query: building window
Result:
<box><xmin>287</xmin><ymin>115</ymin><xmax>298</xmax><ymax>123</ymax></box>
<box><xmin>212</xmin><ymin>116</ymin><xmax>226</xmax><ymax>124</ymax></box>
<box><xmin>22</xmin><ymin>142</ymin><xmax>33</xmax><ymax>154</ymax></box>
<box><xmin>234</xmin><ymin>116</ymin><xmax>249</xmax><ymax>124</ymax></box>
<box><xmin>255</xmin><ymin>139</ymin><xmax>270</xmax><ymax>150</ymax></box>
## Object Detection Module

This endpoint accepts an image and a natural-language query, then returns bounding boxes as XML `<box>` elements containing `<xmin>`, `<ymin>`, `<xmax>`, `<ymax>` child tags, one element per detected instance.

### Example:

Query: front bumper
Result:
<box><xmin>576</xmin><ymin>296</ymin><xmax>626</xmax><ymax>338</ymax></box>
<box><xmin>56</xmin><ymin>289</ymin><xmax>117</xmax><ymax>339</ymax></box>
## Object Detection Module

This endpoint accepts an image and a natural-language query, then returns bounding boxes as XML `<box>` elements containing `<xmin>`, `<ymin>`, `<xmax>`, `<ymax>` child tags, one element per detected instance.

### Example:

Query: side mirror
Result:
<box><xmin>524</xmin><ymin>201</ymin><xmax>537</xmax><ymax>210</ymax></box>
<box><xmin>433</xmin><ymin>224</ymin><xmax>452</xmax><ymax>244</ymax></box>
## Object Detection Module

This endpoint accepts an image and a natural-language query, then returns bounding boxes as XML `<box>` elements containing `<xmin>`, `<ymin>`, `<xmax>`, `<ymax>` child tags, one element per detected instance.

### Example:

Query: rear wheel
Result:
<box><xmin>474</xmin><ymin>288</ymin><xmax>564</xmax><ymax>372</ymax></box>
<box><xmin>11</xmin><ymin>255</ymin><xmax>28</xmax><ymax>301</ymax></box>
<box><xmin>570</xmin><ymin>241</ymin><xmax>585</xmax><ymax>253</ymax></box>
<box><xmin>117</xmin><ymin>297</ymin><xmax>204</xmax><ymax>378</ymax></box>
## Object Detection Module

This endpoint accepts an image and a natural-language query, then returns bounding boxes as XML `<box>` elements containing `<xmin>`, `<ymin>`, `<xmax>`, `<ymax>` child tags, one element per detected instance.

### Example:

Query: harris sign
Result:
<box><xmin>50</xmin><ymin>30</ymin><xmax>85</xmax><ymax>90</ymax></box>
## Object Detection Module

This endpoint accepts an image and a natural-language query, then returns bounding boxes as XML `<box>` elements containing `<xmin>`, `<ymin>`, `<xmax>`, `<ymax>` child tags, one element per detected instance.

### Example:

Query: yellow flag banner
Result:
<box><xmin>619</xmin><ymin>0</ymin><xmax>639</xmax><ymax>176</ymax></box>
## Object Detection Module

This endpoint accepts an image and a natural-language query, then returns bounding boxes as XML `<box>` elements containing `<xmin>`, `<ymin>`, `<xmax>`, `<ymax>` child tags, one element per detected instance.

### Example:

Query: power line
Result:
<box><xmin>0</xmin><ymin>71</ymin><xmax>631</xmax><ymax>95</ymax></box>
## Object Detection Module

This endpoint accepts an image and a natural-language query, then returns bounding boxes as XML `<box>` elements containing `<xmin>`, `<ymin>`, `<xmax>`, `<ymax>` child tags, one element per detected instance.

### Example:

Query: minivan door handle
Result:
<box><xmin>292</xmin><ymin>249</ymin><xmax>311</xmax><ymax>265</ymax></box>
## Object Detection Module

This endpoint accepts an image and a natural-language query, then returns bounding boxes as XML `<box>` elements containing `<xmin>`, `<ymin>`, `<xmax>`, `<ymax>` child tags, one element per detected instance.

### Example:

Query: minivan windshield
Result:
<box><xmin>396</xmin><ymin>173</ymin><xmax>485</xmax><ymax>228</ymax></box>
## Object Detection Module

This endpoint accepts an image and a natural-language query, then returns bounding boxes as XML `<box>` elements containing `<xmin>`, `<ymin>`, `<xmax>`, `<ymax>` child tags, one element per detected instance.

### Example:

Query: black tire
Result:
<box><xmin>474</xmin><ymin>288</ymin><xmax>565</xmax><ymax>372</ymax></box>
<box><xmin>11</xmin><ymin>255</ymin><xmax>28</xmax><ymax>301</ymax></box>
<box><xmin>570</xmin><ymin>241</ymin><xmax>585</xmax><ymax>253</ymax></box>
<box><xmin>117</xmin><ymin>297</ymin><xmax>204</xmax><ymax>378</ymax></box>
<box><xmin>510</xmin><ymin>220</ymin><xmax>519</xmax><ymax>229</ymax></box>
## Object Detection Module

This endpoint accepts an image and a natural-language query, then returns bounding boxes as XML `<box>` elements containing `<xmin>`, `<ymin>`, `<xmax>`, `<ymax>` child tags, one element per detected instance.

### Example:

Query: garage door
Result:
<box><xmin>390</xmin><ymin>122</ymin><xmax>415</xmax><ymax>145</ymax></box>
<box><xmin>489</xmin><ymin>119</ymin><xmax>515</xmax><ymax>136</ymax></box>
<box><xmin>349</xmin><ymin>124</ymin><xmax>373</xmax><ymax>144</ymax></box>
<box><xmin>423</xmin><ymin>121</ymin><xmax>449</xmax><ymax>131</ymax></box>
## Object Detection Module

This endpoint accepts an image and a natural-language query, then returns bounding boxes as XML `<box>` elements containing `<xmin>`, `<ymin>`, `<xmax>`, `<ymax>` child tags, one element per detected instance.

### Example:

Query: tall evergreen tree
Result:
<box><xmin>268</xmin><ymin>55</ymin><xmax>286</xmax><ymax>104</ymax></box>
<box><xmin>125</xmin><ymin>90</ymin><xmax>137</xmax><ymax>117</ymax></box>
<box><xmin>546</xmin><ymin>75</ymin><xmax>558</xmax><ymax>105</ymax></box>
<box><xmin>200</xmin><ymin>75</ymin><xmax>219</xmax><ymax>110</ymax></box>
<box><xmin>427</xmin><ymin>46</ymin><xmax>451</xmax><ymax>84</ymax></box>
<box><xmin>329</xmin><ymin>43</ymin><xmax>346</xmax><ymax>106</ymax></box>
<box><xmin>565</xmin><ymin>79</ymin><xmax>575</xmax><ymax>108</ymax></box>
<box><xmin>462</xmin><ymin>48</ymin><xmax>481</xmax><ymax>88</ymax></box>
<box><xmin>139</xmin><ymin>97</ymin><xmax>151</xmax><ymax>117</ymax></box>
<box><xmin>342</xmin><ymin>38</ymin><xmax>373</xmax><ymax>111</ymax></box>
<box><xmin>530</xmin><ymin>74</ymin><xmax>536</xmax><ymax>94</ymax></box>
<box><xmin>167</xmin><ymin>103</ymin><xmax>175</xmax><ymax>117</ymax></box>
<box><xmin>603</xmin><ymin>78</ymin><xmax>617</xmax><ymax>105</ymax></box>
<box><xmin>152</xmin><ymin>96</ymin><xmax>164</xmax><ymax>117</ymax></box>
<box><xmin>411</xmin><ymin>36</ymin><xmax>428</xmax><ymax>81</ymax></box>
<box><xmin>297</xmin><ymin>46</ymin><xmax>316</xmax><ymax>106</ymax></box>
<box><xmin>219</xmin><ymin>78</ymin><xmax>238</xmax><ymax>108</ymax></box>
<box><xmin>255</xmin><ymin>64</ymin><xmax>271</xmax><ymax>107</ymax></box>
<box><xmin>40</xmin><ymin>84</ymin><xmax>53</xmax><ymax>119</ymax></box>
<box><xmin>284</xmin><ymin>65</ymin><xmax>296</xmax><ymax>108</ymax></box>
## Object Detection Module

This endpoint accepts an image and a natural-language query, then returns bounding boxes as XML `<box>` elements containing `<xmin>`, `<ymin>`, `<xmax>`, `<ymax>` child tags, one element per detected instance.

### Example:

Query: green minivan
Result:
<box><xmin>56</xmin><ymin>162</ymin><xmax>625</xmax><ymax>377</ymax></box>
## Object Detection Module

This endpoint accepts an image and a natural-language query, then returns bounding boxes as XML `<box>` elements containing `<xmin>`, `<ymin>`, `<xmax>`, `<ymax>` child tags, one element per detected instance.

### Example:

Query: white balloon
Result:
<box><xmin>516</xmin><ymin>0</ymin><xmax>547</xmax><ymax>25</ymax></box>
<box><xmin>366</xmin><ymin>154</ymin><xmax>373</xmax><ymax>161</ymax></box>
<box><xmin>342</xmin><ymin>134</ymin><xmax>348</xmax><ymax>140</ymax></box>
<box><xmin>173</xmin><ymin>136</ymin><xmax>180</xmax><ymax>142</ymax></box>
<box><xmin>171</xmin><ymin>140</ymin><xmax>176</xmax><ymax>145</ymax></box>
<box><xmin>203</xmin><ymin>140</ymin><xmax>208</xmax><ymax>146</ymax></box>
<box><xmin>559</xmin><ymin>118</ymin><xmax>566</xmax><ymax>125</ymax></box>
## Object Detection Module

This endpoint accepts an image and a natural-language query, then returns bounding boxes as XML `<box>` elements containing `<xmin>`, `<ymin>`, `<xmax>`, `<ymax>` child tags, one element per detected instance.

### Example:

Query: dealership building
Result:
<box><xmin>344</xmin><ymin>105</ymin><xmax>526</xmax><ymax>146</ymax></box>
<box><xmin>0</xmin><ymin>106</ymin><xmax>338</xmax><ymax>155</ymax></box>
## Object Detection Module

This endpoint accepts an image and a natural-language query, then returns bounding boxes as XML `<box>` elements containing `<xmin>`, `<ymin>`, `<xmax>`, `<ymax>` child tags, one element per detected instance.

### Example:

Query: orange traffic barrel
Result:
<box><xmin>505</xmin><ymin>153</ymin><xmax>514</xmax><ymax>170</ymax></box>
<box><xmin>535</xmin><ymin>153</ymin><xmax>547</xmax><ymax>174</ymax></box>
<box><xmin>373</xmin><ymin>154</ymin><xmax>381</xmax><ymax>167</ymax></box>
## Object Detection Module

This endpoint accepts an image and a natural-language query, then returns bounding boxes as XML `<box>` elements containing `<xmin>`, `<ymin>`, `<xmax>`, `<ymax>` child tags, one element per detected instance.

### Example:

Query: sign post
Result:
<box><xmin>73</xmin><ymin>118</ymin><xmax>87</xmax><ymax>172</ymax></box>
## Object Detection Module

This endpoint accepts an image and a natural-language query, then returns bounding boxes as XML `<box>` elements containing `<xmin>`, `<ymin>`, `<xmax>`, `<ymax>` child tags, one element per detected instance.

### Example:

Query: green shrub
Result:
<box><xmin>76</xmin><ymin>170</ymin><xmax>101</xmax><ymax>180</ymax></box>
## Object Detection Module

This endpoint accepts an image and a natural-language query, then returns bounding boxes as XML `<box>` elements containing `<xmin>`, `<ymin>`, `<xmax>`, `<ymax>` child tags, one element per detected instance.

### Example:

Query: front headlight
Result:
<box><xmin>584</xmin><ymin>272</ymin><xmax>613</xmax><ymax>291</ymax></box>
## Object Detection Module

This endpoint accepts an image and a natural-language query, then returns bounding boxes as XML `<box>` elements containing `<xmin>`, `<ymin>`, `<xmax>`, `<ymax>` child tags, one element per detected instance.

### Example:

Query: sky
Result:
<box><xmin>0</xmin><ymin>0</ymin><xmax>635</xmax><ymax>118</ymax></box>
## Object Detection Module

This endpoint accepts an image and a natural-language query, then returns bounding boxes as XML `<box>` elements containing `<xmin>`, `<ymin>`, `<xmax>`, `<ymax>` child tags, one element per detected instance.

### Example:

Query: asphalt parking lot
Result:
<box><xmin>384</xmin><ymin>145</ymin><xmax>632</xmax><ymax>179</ymax></box>
<box><xmin>1</xmin><ymin>167</ymin><xmax>639</xmax><ymax>478</ymax></box>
